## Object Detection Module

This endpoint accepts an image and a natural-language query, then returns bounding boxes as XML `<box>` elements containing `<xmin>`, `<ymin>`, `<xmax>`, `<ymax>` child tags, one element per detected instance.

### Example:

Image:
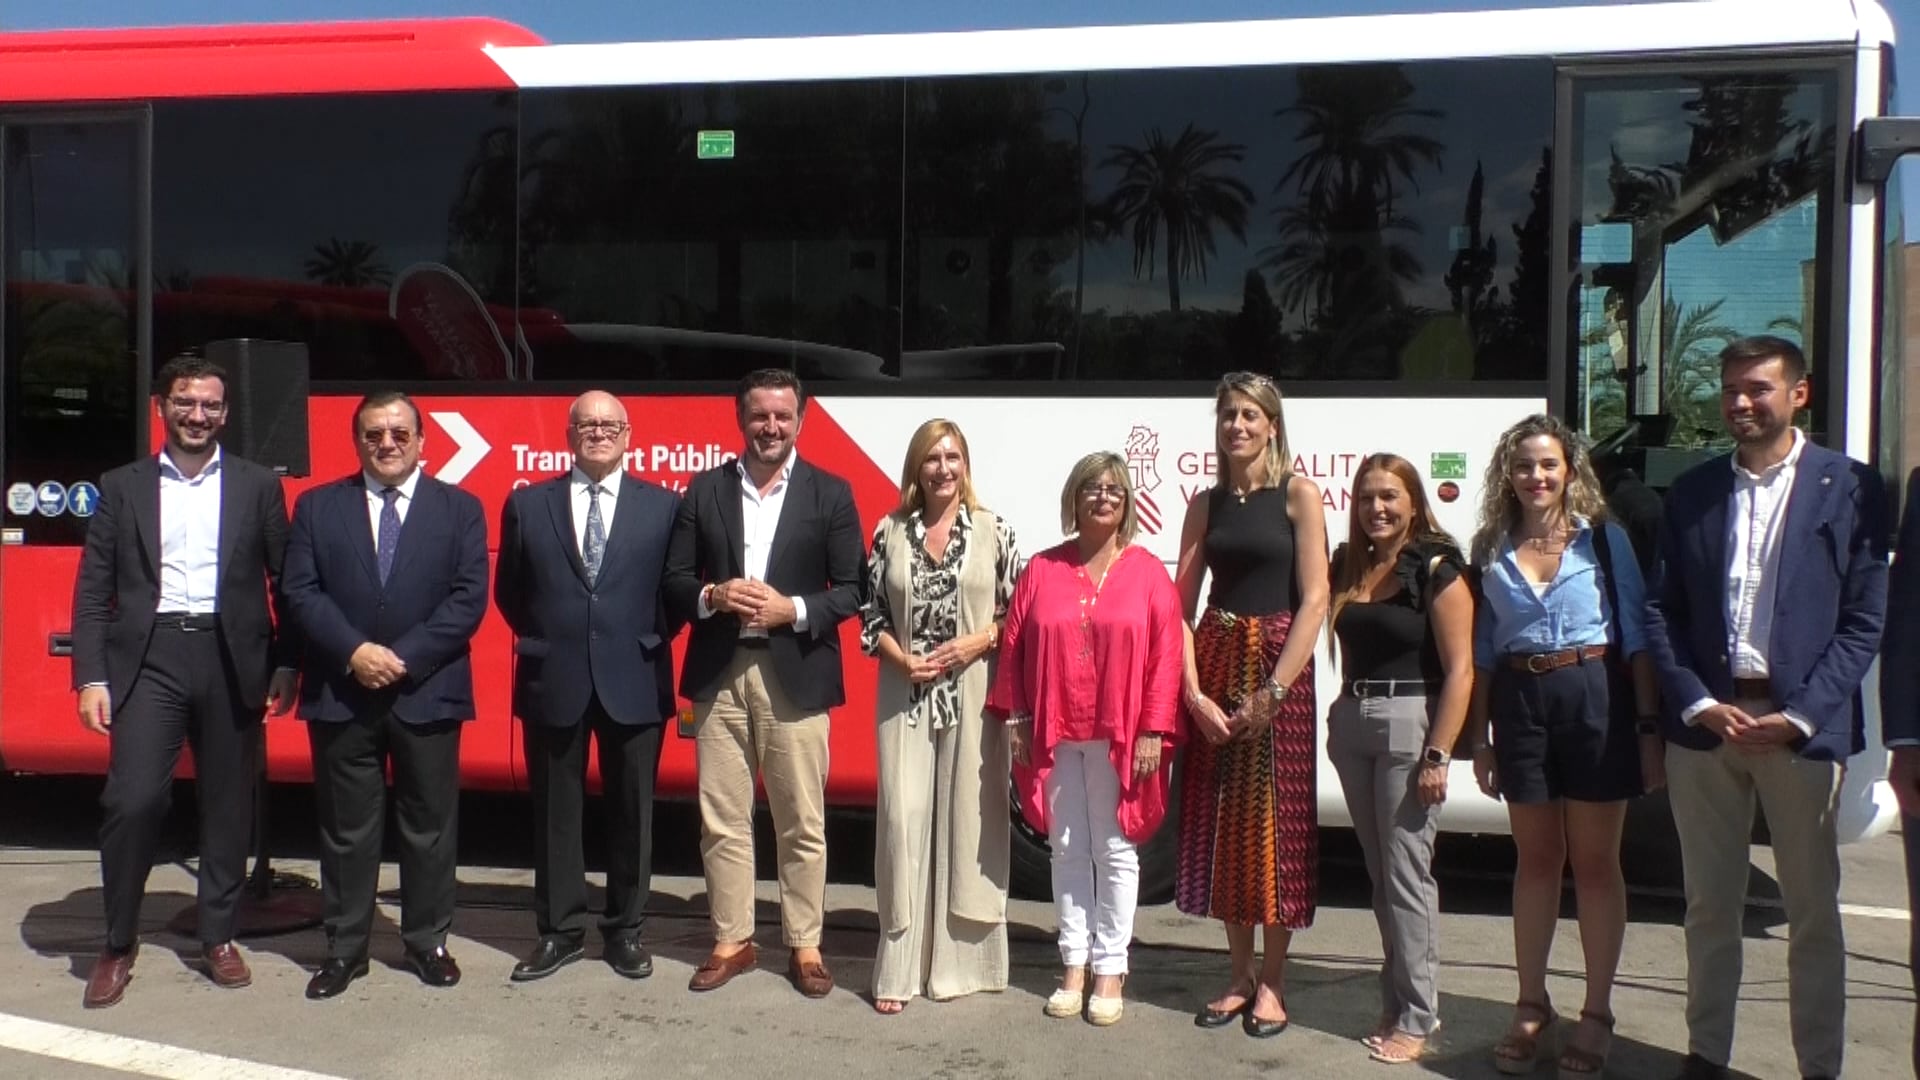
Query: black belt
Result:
<box><xmin>153</xmin><ymin>612</ymin><xmax>218</xmax><ymax>632</ymax></box>
<box><xmin>736</xmin><ymin>636</ymin><xmax>772</xmax><ymax>649</ymax></box>
<box><xmin>1731</xmin><ymin>678</ymin><xmax>1773</xmax><ymax>700</ymax></box>
<box><xmin>1346</xmin><ymin>679</ymin><xmax>1436</xmax><ymax>700</ymax></box>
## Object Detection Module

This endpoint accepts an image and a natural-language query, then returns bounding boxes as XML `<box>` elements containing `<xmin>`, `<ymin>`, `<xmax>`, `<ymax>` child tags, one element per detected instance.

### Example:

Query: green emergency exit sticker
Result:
<box><xmin>697</xmin><ymin>130</ymin><xmax>736</xmax><ymax>159</ymax></box>
<box><xmin>1430</xmin><ymin>452</ymin><xmax>1467</xmax><ymax>480</ymax></box>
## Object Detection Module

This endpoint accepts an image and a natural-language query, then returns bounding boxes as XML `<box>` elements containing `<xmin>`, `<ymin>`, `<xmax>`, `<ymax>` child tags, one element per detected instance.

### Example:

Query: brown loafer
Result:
<box><xmin>202</xmin><ymin>942</ymin><xmax>252</xmax><ymax>989</ymax></box>
<box><xmin>787</xmin><ymin>954</ymin><xmax>834</xmax><ymax>999</ymax></box>
<box><xmin>688</xmin><ymin>943</ymin><xmax>757</xmax><ymax>992</ymax></box>
<box><xmin>83</xmin><ymin>946</ymin><xmax>137</xmax><ymax>1009</ymax></box>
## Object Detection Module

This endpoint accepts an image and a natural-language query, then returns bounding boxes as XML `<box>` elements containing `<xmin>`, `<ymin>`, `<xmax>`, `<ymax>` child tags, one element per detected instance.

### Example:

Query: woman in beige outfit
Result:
<box><xmin>861</xmin><ymin>418</ymin><xmax>1021</xmax><ymax>1014</ymax></box>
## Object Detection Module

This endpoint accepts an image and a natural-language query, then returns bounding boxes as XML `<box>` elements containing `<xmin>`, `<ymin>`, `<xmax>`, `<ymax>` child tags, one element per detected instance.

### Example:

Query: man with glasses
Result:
<box><xmin>495</xmin><ymin>391</ymin><xmax>683</xmax><ymax>982</ymax></box>
<box><xmin>282</xmin><ymin>391</ymin><xmax>489</xmax><ymax>999</ymax></box>
<box><xmin>71</xmin><ymin>353</ymin><xmax>297</xmax><ymax>1008</ymax></box>
<box><xmin>665</xmin><ymin>368</ymin><xmax>864</xmax><ymax>998</ymax></box>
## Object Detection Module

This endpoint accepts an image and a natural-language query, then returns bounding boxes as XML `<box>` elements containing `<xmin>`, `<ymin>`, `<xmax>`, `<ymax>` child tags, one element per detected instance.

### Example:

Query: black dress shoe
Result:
<box><xmin>305</xmin><ymin>957</ymin><xmax>369</xmax><ymax>1001</ymax></box>
<box><xmin>605</xmin><ymin>938</ymin><xmax>653</xmax><ymax>980</ymax></box>
<box><xmin>405</xmin><ymin>946</ymin><xmax>461</xmax><ymax>988</ymax></box>
<box><xmin>511</xmin><ymin>936</ymin><xmax>585</xmax><ymax>982</ymax></box>
<box><xmin>1673</xmin><ymin>1053</ymin><xmax>1730</xmax><ymax>1080</ymax></box>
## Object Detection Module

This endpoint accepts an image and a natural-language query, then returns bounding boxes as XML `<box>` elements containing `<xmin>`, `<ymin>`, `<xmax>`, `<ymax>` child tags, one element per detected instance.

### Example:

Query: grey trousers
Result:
<box><xmin>1328</xmin><ymin>692</ymin><xmax>1442</xmax><ymax>1036</ymax></box>
<box><xmin>1666</xmin><ymin>703</ymin><xmax>1844</xmax><ymax>1078</ymax></box>
<box><xmin>1906</xmin><ymin>814</ymin><xmax>1920</xmax><ymax>1078</ymax></box>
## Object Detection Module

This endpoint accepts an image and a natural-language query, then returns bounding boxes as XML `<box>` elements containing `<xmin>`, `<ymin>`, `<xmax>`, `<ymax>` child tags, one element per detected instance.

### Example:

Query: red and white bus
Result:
<box><xmin>0</xmin><ymin>1</ymin><xmax>1908</xmax><ymax>892</ymax></box>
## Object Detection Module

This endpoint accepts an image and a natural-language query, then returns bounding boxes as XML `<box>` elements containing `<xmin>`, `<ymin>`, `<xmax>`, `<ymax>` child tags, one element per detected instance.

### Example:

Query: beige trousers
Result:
<box><xmin>694</xmin><ymin>647</ymin><xmax>830</xmax><ymax>948</ymax></box>
<box><xmin>1666</xmin><ymin>700</ymin><xmax>1845</xmax><ymax>1078</ymax></box>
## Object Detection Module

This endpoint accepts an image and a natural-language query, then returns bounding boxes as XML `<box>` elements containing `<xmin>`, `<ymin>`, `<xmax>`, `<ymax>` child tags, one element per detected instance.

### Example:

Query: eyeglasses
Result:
<box><xmin>1221</xmin><ymin>371</ymin><xmax>1277</xmax><ymax>389</ymax></box>
<box><xmin>360</xmin><ymin>427</ymin><xmax>415</xmax><ymax>447</ymax></box>
<box><xmin>1078</xmin><ymin>484</ymin><xmax>1128</xmax><ymax>503</ymax></box>
<box><xmin>572</xmin><ymin>420</ymin><xmax>630</xmax><ymax>437</ymax></box>
<box><xmin>166</xmin><ymin>397</ymin><xmax>227</xmax><ymax>417</ymax></box>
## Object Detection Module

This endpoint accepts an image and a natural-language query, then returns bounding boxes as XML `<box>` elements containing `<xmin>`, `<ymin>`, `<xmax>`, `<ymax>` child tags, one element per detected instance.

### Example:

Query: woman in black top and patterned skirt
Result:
<box><xmin>1327</xmin><ymin>454</ymin><xmax>1473</xmax><ymax>1065</ymax></box>
<box><xmin>1175</xmin><ymin>372</ymin><xmax>1330</xmax><ymax>1038</ymax></box>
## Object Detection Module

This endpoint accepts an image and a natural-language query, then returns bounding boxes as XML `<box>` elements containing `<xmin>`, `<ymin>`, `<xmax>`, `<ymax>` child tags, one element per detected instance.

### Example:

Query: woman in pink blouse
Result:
<box><xmin>989</xmin><ymin>451</ymin><xmax>1185</xmax><ymax>1027</ymax></box>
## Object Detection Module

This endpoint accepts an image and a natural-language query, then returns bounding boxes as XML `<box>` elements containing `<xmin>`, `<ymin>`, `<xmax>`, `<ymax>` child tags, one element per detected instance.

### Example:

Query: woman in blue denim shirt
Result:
<box><xmin>1467</xmin><ymin>414</ymin><xmax>1662</xmax><ymax>1079</ymax></box>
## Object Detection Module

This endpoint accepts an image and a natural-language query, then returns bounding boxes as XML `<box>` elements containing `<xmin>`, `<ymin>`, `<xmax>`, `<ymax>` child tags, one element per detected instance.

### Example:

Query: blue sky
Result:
<box><xmin>8</xmin><ymin>0</ymin><xmax>1920</xmax><ymax>217</ymax></box>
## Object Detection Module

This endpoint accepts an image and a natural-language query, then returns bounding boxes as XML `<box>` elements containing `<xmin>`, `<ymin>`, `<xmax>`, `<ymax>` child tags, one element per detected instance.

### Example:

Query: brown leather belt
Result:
<box><xmin>1504</xmin><ymin>645</ymin><xmax>1607</xmax><ymax>674</ymax></box>
<box><xmin>1731</xmin><ymin>678</ymin><xmax>1772</xmax><ymax>700</ymax></box>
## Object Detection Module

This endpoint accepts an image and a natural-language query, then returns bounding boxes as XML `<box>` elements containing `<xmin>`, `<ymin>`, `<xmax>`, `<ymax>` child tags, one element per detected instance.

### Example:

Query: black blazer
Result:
<box><xmin>1645</xmin><ymin>441</ymin><xmax>1887</xmax><ymax>762</ymax></box>
<box><xmin>664</xmin><ymin>457</ymin><xmax>864</xmax><ymax>712</ymax></box>
<box><xmin>283</xmin><ymin>471</ymin><xmax>489</xmax><ymax>725</ymax></box>
<box><xmin>495</xmin><ymin>472</ymin><xmax>684</xmax><ymax>728</ymax></box>
<box><xmin>70</xmin><ymin>450</ymin><xmax>292</xmax><ymax>709</ymax></box>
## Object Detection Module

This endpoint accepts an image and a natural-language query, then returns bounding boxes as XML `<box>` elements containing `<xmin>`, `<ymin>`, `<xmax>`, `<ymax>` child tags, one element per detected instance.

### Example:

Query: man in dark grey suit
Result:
<box><xmin>284</xmin><ymin>391</ymin><xmax>489</xmax><ymax>1000</ymax></box>
<box><xmin>1878</xmin><ymin>467</ymin><xmax>1920</xmax><ymax>1078</ymax></box>
<box><xmin>496</xmin><ymin>390</ymin><xmax>683</xmax><ymax>982</ymax></box>
<box><xmin>70</xmin><ymin>353</ymin><xmax>297</xmax><ymax>1008</ymax></box>
<box><xmin>665</xmin><ymin>369</ymin><xmax>864</xmax><ymax>999</ymax></box>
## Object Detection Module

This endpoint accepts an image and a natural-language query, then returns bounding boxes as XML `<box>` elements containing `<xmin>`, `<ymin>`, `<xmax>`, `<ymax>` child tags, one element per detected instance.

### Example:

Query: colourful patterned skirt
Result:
<box><xmin>1175</xmin><ymin>607</ymin><xmax>1318</xmax><ymax>929</ymax></box>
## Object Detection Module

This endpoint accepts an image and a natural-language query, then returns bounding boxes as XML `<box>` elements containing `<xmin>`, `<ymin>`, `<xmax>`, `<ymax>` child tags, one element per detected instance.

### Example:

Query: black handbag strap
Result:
<box><xmin>1590</xmin><ymin>521</ymin><xmax>1623</xmax><ymax>652</ymax></box>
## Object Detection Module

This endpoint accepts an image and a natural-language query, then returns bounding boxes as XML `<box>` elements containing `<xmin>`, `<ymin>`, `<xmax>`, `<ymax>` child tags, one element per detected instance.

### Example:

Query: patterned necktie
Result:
<box><xmin>376</xmin><ymin>486</ymin><xmax>401</xmax><ymax>584</ymax></box>
<box><xmin>583</xmin><ymin>483</ymin><xmax>606</xmax><ymax>583</ymax></box>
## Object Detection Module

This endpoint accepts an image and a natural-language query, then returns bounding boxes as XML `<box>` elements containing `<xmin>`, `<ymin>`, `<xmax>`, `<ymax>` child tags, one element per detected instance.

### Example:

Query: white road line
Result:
<box><xmin>1839</xmin><ymin>902</ymin><xmax>1912</xmax><ymax>922</ymax></box>
<box><xmin>0</xmin><ymin>1013</ymin><xmax>348</xmax><ymax>1080</ymax></box>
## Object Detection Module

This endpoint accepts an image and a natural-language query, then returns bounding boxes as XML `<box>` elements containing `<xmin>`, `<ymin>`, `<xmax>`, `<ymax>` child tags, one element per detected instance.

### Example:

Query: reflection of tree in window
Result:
<box><xmin>303</xmin><ymin>238</ymin><xmax>392</xmax><ymax>287</ymax></box>
<box><xmin>1097</xmin><ymin>124</ymin><xmax>1253</xmax><ymax>313</ymax></box>
<box><xmin>1264</xmin><ymin>64</ymin><xmax>1443</xmax><ymax>379</ymax></box>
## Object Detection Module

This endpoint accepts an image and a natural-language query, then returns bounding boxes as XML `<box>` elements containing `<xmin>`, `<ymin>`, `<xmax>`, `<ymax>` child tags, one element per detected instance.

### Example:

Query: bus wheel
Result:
<box><xmin>1006</xmin><ymin>754</ymin><xmax>1184</xmax><ymax>906</ymax></box>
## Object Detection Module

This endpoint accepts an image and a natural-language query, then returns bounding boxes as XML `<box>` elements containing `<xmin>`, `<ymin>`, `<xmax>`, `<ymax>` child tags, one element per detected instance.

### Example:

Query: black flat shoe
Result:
<box><xmin>1243</xmin><ymin>991</ymin><xmax>1290</xmax><ymax>1038</ymax></box>
<box><xmin>405</xmin><ymin>946</ymin><xmax>461</xmax><ymax>988</ymax></box>
<box><xmin>605</xmin><ymin>937</ymin><xmax>653</xmax><ymax>980</ymax></box>
<box><xmin>305</xmin><ymin>957</ymin><xmax>369</xmax><ymax>1001</ymax></box>
<box><xmin>511</xmin><ymin>936</ymin><xmax>585</xmax><ymax>982</ymax></box>
<box><xmin>1194</xmin><ymin>989</ymin><xmax>1252</xmax><ymax>1029</ymax></box>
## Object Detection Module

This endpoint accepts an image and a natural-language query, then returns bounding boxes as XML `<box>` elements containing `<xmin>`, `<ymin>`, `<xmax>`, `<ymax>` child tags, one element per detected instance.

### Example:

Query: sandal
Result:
<box><xmin>1360</xmin><ymin>1013</ymin><xmax>1396</xmax><ymax>1048</ymax></box>
<box><xmin>872</xmin><ymin>998</ymin><xmax>907</xmax><ymax>1015</ymax></box>
<box><xmin>1195</xmin><ymin>980</ymin><xmax>1255</xmax><ymax>1029</ymax></box>
<box><xmin>1493</xmin><ymin>999</ymin><xmax>1559</xmax><ymax>1075</ymax></box>
<box><xmin>1370</xmin><ymin>1029</ymin><xmax>1430</xmax><ymax>1065</ymax></box>
<box><xmin>1557</xmin><ymin>1010</ymin><xmax>1614</xmax><ymax>1079</ymax></box>
<box><xmin>1043</xmin><ymin>967</ymin><xmax>1088</xmax><ymax>1019</ymax></box>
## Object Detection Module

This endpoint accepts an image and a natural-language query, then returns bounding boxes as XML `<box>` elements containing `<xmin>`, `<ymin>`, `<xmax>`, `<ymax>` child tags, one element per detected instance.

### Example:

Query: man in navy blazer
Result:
<box><xmin>495</xmin><ymin>390</ymin><xmax>683</xmax><ymax>983</ymax></box>
<box><xmin>283</xmin><ymin>390</ymin><xmax>489</xmax><ymax>1000</ymax></box>
<box><xmin>1878</xmin><ymin>466</ymin><xmax>1920</xmax><ymax>1077</ymax></box>
<box><xmin>1645</xmin><ymin>336</ymin><xmax>1886</xmax><ymax>1080</ymax></box>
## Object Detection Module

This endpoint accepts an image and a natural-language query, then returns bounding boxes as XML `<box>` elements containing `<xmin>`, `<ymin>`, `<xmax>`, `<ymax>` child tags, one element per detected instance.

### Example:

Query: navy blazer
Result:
<box><xmin>495</xmin><ymin>471</ymin><xmax>684</xmax><ymax>728</ymax></box>
<box><xmin>283</xmin><ymin>471</ymin><xmax>490</xmax><ymax>725</ymax></box>
<box><xmin>1878</xmin><ymin>468</ymin><xmax>1920</xmax><ymax>746</ymax></box>
<box><xmin>664</xmin><ymin>457</ymin><xmax>864</xmax><ymax>713</ymax></box>
<box><xmin>1645</xmin><ymin>441</ymin><xmax>1887</xmax><ymax>761</ymax></box>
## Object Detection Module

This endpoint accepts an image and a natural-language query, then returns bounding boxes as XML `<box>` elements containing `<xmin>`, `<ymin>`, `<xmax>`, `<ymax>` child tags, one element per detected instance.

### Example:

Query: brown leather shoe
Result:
<box><xmin>201</xmin><ymin>942</ymin><xmax>251</xmax><ymax>989</ymax></box>
<box><xmin>687</xmin><ymin>943</ymin><xmax>757</xmax><ymax>992</ymax></box>
<box><xmin>787</xmin><ymin>953</ymin><xmax>834</xmax><ymax>999</ymax></box>
<box><xmin>83</xmin><ymin>946</ymin><xmax>137</xmax><ymax>1009</ymax></box>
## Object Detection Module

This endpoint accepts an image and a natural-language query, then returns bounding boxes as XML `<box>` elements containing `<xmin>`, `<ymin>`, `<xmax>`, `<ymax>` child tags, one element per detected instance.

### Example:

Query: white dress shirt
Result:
<box><xmin>157</xmin><ymin>446</ymin><xmax>223</xmax><ymax>614</ymax></box>
<box><xmin>363</xmin><ymin>465</ymin><xmax>421</xmax><ymax>539</ymax></box>
<box><xmin>698</xmin><ymin>453</ymin><xmax>809</xmax><ymax>635</ymax></box>
<box><xmin>569</xmin><ymin>466</ymin><xmax>620</xmax><ymax>555</ymax></box>
<box><xmin>1682</xmin><ymin>429</ymin><xmax>1812</xmax><ymax>735</ymax></box>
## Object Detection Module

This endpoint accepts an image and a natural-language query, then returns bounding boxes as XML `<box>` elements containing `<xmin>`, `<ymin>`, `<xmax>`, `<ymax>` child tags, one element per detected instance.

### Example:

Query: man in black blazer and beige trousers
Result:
<box><xmin>283</xmin><ymin>391</ymin><xmax>489</xmax><ymax>1000</ymax></box>
<box><xmin>496</xmin><ymin>390</ymin><xmax>683</xmax><ymax>982</ymax></box>
<box><xmin>665</xmin><ymin>369</ymin><xmax>864</xmax><ymax>998</ymax></box>
<box><xmin>71</xmin><ymin>352</ymin><xmax>298</xmax><ymax>1008</ymax></box>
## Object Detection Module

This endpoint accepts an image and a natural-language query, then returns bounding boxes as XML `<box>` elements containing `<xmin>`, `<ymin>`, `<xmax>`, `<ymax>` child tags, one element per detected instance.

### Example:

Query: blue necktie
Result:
<box><xmin>583</xmin><ymin>484</ymin><xmax>607</xmax><ymax>583</ymax></box>
<box><xmin>377</xmin><ymin>486</ymin><xmax>401</xmax><ymax>584</ymax></box>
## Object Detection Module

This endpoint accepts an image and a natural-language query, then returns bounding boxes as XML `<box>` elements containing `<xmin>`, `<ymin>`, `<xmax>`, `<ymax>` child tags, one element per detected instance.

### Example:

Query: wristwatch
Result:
<box><xmin>1420</xmin><ymin>746</ymin><xmax>1451</xmax><ymax>767</ymax></box>
<box><xmin>1264</xmin><ymin>673</ymin><xmax>1288</xmax><ymax>700</ymax></box>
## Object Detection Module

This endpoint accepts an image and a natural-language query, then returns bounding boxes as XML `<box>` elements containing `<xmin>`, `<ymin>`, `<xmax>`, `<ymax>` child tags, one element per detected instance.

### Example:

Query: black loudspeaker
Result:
<box><xmin>205</xmin><ymin>339</ymin><xmax>310</xmax><ymax>477</ymax></box>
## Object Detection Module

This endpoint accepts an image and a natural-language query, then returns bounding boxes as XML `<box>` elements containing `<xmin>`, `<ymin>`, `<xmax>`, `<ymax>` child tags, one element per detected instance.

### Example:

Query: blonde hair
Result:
<box><xmin>1059</xmin><ymin>451</ymin><xmax>1140</xmax><ymax>546</ymax></box>
<box><xmin>1213</xmin><ymin>372</ymin><xmax>1293</xmax><ymax>490</ymax></box>
<box><xmin>894</xmin><ymin>418</ymin><xmax>979</xmax><ymax>516</ymax></box>
<box><xmin>1469</xmin><ymin>413</ymin><xmax>1609</xmax><ymax>566</ymax></box>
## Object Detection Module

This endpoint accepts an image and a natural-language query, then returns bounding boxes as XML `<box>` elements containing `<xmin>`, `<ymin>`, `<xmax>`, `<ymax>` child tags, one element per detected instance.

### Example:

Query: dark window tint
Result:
<box><xmin>151</xmin><ymin>93</ymin><xmax>518</xmax><ymax>382</ymax></box>
<box><xmin>518</xmin><ymin>83</ymin><xmax>903</xmax><ymax>382</ymax></box>
<box><xmin>904</xmin><ymin>60</ymin><xmax>1553</xmax><ymax>382</ymax></box>
<box><xmin>2</xmin><ymin>120</ymin><xmax>142</xmax><ymax>545</ymax></box>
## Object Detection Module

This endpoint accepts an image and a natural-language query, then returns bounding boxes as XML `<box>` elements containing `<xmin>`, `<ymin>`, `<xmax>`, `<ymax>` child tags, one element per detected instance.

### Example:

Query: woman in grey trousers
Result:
<box><xmin>1326</xmin><ymin>453</ymin><xmax>1474</xmax><ymax>1065</ymax></box>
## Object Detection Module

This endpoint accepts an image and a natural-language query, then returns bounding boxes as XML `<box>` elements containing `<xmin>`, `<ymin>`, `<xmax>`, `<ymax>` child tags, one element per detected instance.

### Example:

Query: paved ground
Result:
<box><xmin>0</xmin><ymin>777</ymin><xmax>1911</xmax><ymax>1079</ymax></box>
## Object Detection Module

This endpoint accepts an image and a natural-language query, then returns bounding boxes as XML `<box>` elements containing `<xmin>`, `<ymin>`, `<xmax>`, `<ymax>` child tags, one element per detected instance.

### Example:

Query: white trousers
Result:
<box><xmin>1044</xmin><ymin>739</ymin><xmax>1140</xmax><ymax>976</ymax></box>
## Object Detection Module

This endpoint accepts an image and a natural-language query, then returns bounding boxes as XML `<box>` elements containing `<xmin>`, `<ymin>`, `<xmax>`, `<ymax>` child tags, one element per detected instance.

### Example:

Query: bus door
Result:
<box><xmin>0</xmin><ymin>112</ymin><xmax>147</xmax><ymax>770</ymax></box>
<box><xmin>1553</xmin><ymin>59</ymin><xmax>1847</xmax><ymax>533</ymax></box>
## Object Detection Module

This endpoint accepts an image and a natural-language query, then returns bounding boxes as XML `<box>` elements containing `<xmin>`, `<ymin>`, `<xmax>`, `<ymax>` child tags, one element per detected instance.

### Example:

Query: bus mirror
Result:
<box><xmin>1856</xmin><ymin>116</ymin><xmax>1920</xmax><ymax>186</ymax></box>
